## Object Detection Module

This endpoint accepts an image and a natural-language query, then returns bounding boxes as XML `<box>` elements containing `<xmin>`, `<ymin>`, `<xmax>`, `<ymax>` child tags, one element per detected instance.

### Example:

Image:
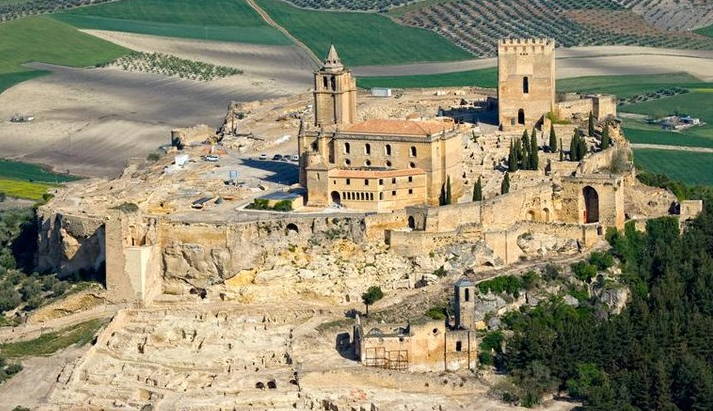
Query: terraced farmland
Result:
<box><xmin>393</xmin><ymin>0</ymin><xmax>713</xmax><ymax>58</ymax></box>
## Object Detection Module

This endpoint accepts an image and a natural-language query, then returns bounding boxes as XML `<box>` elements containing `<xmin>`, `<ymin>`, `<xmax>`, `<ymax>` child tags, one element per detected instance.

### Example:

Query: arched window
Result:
<box><xmin>385</xmin><ymin>144</ymin><xmax>392</xmax><ymax>156</ymax></box>
<box><xmin>410</xmin><ymin>146</ymin><xmax>417</xmax><ymax>157</ymax></box>
<box><xmin>311</xmin><ymin>141</ymin><xmax>317</xmax><ymax>151</ymax></box>
<box><xmin>344</xmin><ymin>142</ymin><xmax>350</xmax><ymax>154</ymax></box>
<box><xmin>365</xmin><ymin>143</ymin><xmax>371</xmax><ymax>155</ymax></box>
<box><xmin>518</xmin><ymin>109</ymin><xmax>525</xmax><ymax>125</ymax></box>
<box><xmin>379</xmin><ymin>192</ymin><xmax>384</xmax><ymax>200</ymax></box>
<box><xmin>465</xmin><ymin>288</ymin><xmax>470</xmax><ymax>302</ymax></box>
<box><xmin>523</xmin><ymin>76</ymin><xmax>529</xmax><ymax>94</ymax></box>
<box><xmin>456</xmin><ymin>341</ymin><xmax>462</xmax><ymax>352</ymax></box>
<box><xmin>330</xmin><ymin>76</ymin><xmax>336</xmax><ymax>91</ymax></box>
<box><xmin>322</xmin><ymin>76</ymin><xmax>328</xmax><ymax>89</ymax></box>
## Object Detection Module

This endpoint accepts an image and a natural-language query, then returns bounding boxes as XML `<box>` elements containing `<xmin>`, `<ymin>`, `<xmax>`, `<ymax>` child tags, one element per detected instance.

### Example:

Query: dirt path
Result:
<box><xmin>352</xmin><ymin>46</ymin><xmax>713</xmax><ymax>81</ymax></box>
<box><xmin>245</xmin><ymin>0</ymin><xmax>321</xmax><ymax>68</ymax></box>
<box><xmin>630</xmin><ymin>143</ymin><xmax>713</xmax><ymax>153</ymax></box>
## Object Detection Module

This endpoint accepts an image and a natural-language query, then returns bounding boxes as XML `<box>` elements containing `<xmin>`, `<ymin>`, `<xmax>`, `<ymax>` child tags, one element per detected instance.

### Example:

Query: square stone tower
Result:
<box><xmin>498</xmin><ymin>38</ymin><xmax>555</xmax><ymax>130</ymax></box>
<box><xmin>313</xmin><ymin>45</ymin><xmax>357</xmax><ymax>127</ymax></box>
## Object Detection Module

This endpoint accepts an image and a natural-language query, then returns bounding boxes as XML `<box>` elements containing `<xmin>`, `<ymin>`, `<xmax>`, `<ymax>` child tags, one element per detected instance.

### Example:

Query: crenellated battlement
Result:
<box><xmin>498</xmin><ymin>38</ymin><xmax>555</xmax><ymax>53</ymax></box>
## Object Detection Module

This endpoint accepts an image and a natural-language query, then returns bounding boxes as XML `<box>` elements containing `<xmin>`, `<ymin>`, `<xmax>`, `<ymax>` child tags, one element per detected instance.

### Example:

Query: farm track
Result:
<box><xmin>245</xmin><ymin>0</ymin><xmax>321</xmax><ymax>68</ymax></box>
<box><xmin>630</xmin><ymin>143</ymin><xmax>713</xmax><ymax>153</ymax></box>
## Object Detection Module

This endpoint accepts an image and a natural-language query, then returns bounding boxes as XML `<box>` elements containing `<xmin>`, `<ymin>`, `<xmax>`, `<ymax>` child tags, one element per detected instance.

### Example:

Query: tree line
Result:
<box><xmin>490</xmin><ymin>185</ymin><xmax>713</xmax><ymax>410</ymax></box>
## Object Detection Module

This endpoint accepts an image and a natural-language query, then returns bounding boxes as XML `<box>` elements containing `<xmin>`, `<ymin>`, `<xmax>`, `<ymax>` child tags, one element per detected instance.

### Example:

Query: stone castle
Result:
<box><xmin>36</xmin><ymin>38</ymin><xmax>701</xmax><ymax>327</ymax></box>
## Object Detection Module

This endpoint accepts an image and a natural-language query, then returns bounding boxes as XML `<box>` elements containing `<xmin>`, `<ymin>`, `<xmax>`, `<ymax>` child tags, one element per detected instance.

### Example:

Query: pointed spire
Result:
<box><xmin>322</xmin><ymin>44</ymin><xmax>343</xmax><ymax>72</ymax></box>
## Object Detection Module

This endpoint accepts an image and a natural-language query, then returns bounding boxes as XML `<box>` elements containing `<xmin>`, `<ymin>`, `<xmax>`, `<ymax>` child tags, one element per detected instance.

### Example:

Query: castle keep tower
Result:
<box><xmin>498</xmin><ymin>38</ymin><xmax>555</xmax><ymax>130</ymax></box>
<box><xmin>313</xmin><ymin>45</ymin><xmax>357</xmax><ymax>127</ymax></box>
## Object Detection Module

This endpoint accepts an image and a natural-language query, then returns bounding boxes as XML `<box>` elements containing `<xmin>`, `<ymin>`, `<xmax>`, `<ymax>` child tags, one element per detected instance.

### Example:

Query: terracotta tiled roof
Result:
<box><xmin>343</xmin><ymin>119</ymin><xmax>455</xmax><ymax>137</ymax></box>
<box><xmin>330</xmin><ymin>168</ymin><xmax>425</xmax><ymax>179</ymax></box>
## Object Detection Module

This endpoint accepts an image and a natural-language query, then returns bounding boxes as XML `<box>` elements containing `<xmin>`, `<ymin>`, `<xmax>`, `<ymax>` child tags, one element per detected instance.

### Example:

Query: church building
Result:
<box><xmin>297</xmin><ymin>46</ymin><xmax>464</xmax><ymax>211</ymax></box>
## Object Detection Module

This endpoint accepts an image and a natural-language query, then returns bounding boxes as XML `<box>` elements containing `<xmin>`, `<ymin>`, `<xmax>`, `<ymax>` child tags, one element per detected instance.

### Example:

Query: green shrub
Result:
<box><xmin>110</xmin><ymin>202</ymin><xmax>139</xmax><ymax>213</ymax></box>
<box><xmin>478</xmin><ymin>276</ymin><xmax>523</xmax><ymax>297</ymax></box>
<box><xmin>147</xmin><ymin>152</ymin><xmax>161</xmax><ymax>161</ymax></box>
<box><xmin>522</xmin><ymin>270</ymin><xmax>539</xmax><ymax>290</ymax></box>
<box><xmin>588</xmin><ymin>251</ymin><xmax>614</xmax><ymax>270</ymax></box>
<box><xmin>272</xmin><ymin>200</ymin><xmax>293</xmax><ymax>212</ymax></box>
<box><xmin>571</xmin><ymin>261</ymin><xmax>598</xmax><ymax>282</ymax></box>
<box><xmin>425</xmin><ymin>306</ymin><xmax>447</xmax><ymax>320</ymax></box>
<box><xmin>432</xmin><ymin>265</ymin><xmax>447</xmax><ymax>278</ymax></box>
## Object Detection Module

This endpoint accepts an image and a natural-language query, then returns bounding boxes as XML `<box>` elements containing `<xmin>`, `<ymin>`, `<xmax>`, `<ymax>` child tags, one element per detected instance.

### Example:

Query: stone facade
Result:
<box><xmin>299</xmin><ymin>46</ymin><xmax>463</xmax><ymax>210</ymax></box>
<box><xmin>354</xmin><ymin>279</ymin><xmax>478</xmax><ymax>373</ymax></box>
<box><xmin>498</xmin><ymin>38</ymin><xmax>556</xmax><ymax>130</ymax></box>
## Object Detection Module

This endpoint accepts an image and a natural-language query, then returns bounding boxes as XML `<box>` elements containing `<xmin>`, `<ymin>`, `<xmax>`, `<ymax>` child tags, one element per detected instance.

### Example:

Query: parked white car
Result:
<box><xmin>204</xmin><ymin>155</ymin><xmax>219</xmax><ymax>162</ymax></box>
<box><xmin>258</xmin><ymin>153</ymin><xmax>268</xmax><ymax>160</ymax></box>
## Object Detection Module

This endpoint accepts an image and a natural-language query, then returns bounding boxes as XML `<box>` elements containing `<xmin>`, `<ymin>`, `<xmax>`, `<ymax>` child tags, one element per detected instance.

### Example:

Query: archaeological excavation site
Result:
<box><xmin>1</xmin><ymin>39</ymin><xmax>703</xmax><ymax>411</ymax></box>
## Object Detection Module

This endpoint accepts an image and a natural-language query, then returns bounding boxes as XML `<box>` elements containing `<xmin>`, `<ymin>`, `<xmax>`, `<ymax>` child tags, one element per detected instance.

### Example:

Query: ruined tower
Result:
<box><xmin>313</xmin><ymin>45</ymin><xmax>357</xmax><ymax>127</ymax></box>
<box><xmin>454</xmin><ymin>278</ymin><xmax>476</xmax><ymax>330</ymax></box>
<box><xmin>497</xmin><ymin>38</ymin><xmax>556</xmax><ymax>130</ymax></box>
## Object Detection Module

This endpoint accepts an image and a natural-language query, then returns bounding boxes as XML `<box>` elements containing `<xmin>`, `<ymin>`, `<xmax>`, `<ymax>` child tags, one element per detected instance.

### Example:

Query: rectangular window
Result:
<box><xmin>408</xmin><ymin>176</ymin><xmax>413</xmax><ymax>183</ymax></box>
<box><xmin>392</xmin><ymin>191</ymin><xmax>396</xmax><ymax>196</ymax></box>
<box><xmin>364</xmin><ymin>179</ymin><xmax>369</xmax><ymax>186</ymax></box>
<box><xmin>408</xmin><ymin>189</ymin><xmax>413</xmax><ymax>195</ymax></box>
<box><xmin>392</xmin><ymin>178</ymin><xmax>396</xmax><ymax>184</ymax></box>
<box><xmin>378</xmin><ymin>179</ymin><xmax>383</xmax><ymax>185</ymax></box>
<box><xmin>346</xmin><ymin>179</ymin><xmax>350</xmax><ymax>185</ymax></box>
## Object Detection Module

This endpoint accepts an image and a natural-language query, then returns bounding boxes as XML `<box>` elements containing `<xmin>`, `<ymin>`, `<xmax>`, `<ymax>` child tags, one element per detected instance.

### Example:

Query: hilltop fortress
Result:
<box><xmin>36</xmin><ymin>39</ymin><xmax>699</xmax><ymax>309</ymax></box>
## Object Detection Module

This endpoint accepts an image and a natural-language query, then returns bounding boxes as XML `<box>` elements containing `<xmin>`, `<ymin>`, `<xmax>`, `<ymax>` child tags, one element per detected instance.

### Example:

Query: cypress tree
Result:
<box><xmin>559</xmin><ymin>141</ymin><xmax>564</xmax><ymax>161</ymax></box>
<box><xmin>588</xmin><ymin>111</ymin><xmax>595</xmax><ymax>136</ymax></box>
<box><xmin>513</xmin><ymin>139</ymin><xmax>521</xmax><ymax>172</ymax></box>
<box><xmin>569</xmin><ymin>132</ymin><xmax>578</xmax><ymax>161</ymax></box>
<box><xmin>439</xmin><ymin>184</ymin><xmax>446</xmax><ymax>206</ymax></box>
<box><xmin>473</xmin><ymin>176</ymin><xmax>483</xmax><ymax>202</ymax></box>
<box><xmin>578</xmin><ymin>134</ymin><xmax>587</xmax><ymax>160</ymax></box>
<box><xmin>445</xmin><ymin>175</ymin><xmax>452</xmax><ymax>205</ymax></box>
<box><xmin>501</xmin><ymin>172</ymin><xmax>510</xmax><ymax>194</ymax></box>
<box><xmin>508</xmin><ymin>140</ymin><xmax>519</xmax><ymax>172</ymax></box>
<box><xmin>601</xmin><ymin>124</ymin><xmax>610</xmax><ymax>149</ymax></box>
<box><xmin>549</xmin><ymin>124</ymin><xmax>557</xmax><ymax>153</ymax></box>
<box><xmin>530</xmin><ymin>129</ymin><xmax>539</xmax><ymax>170</ymax></box>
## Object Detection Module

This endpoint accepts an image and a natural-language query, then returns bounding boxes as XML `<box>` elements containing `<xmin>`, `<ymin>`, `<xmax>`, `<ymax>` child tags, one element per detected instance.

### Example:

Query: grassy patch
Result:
<box><xmin>357</xmin><ymin>67</ymin><xmax>496</xmax><ymax>89</ymax></box>
<box><xmin>633</xmin><ymin>149</ymin><xmax>713</xmax><ymax>186</ymax></box>
<box><xmin>695</xmin><ymin>24</ymin><xmax>713</xmax><ymax>38</ymax></box>
<box><xmin>0</xmin><ymin>71</ymin><xmax>49</xmax><ymax>95</ymax></box>
<box><xmin>0</xmin><ymin>160</ymin><xmax>79</xmax><ymax>184</ymax></box>
<box><xmin>0</xmin><ymin>179</ymin><xmax>57</xmax><ymax>201</ymax></box>
<box><xmin>0</xmin><ymin>319</ymin><xmax>106</xmax><ymax>358</ymax></box>
<box><xmin>255</xmin><ymin>0</ymin><xmax>472</xmax><ymax>66</ymax></box>
<box><xmin>623</xmin><ymin>127</ymin><xmax>713</xmax><ymax>149</ymax></box>
<box><xmin>53</xmin><ymin>0</ymin><xmax>290</xmax><ymax>45</ymax></box>
<box><xmin>0</xmin><ymin>16</ymin><xmax>128</xmax><ymax>91</ymax></box>
<box><xmin>557</xmin><ymin>73</ymin><xmax>707</xmax><ymax>99</ymax></box>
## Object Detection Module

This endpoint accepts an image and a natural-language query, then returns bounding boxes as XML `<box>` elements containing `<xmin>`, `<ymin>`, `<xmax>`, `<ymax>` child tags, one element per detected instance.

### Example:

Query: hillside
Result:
<box><xmin>53</xmin><ymin>0</ymin><xmax>290</xmax><ymax>45</ymax></box>
<box><xmin>392</xmin><ymin>0</ymin><xmax>713</xmax><ymax>58</ymax></box>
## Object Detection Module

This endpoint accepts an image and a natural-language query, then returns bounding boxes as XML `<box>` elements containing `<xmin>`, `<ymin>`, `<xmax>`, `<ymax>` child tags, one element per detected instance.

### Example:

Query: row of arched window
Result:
<box><xmin>343</xmin><ymin>142</ymin><xmax>417</xmax><ymax>157</ymax></box>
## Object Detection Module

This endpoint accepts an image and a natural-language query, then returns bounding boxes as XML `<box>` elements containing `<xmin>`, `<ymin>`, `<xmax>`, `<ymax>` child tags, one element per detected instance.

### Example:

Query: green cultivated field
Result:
<box><xmin>557</xmin><ymin>73</ymin><xmax>707</xmax><ymax>99</ymax></box>
<box><xmin>0</xmin><ymin>16</ymin><xmax>128</xmax><ymax>93</ymax></box>
<box><xmin>0</xmin><ymin>160</ymin><xmax>79</xmax><ymax>183</ymax></box>
<box><xmin>53</xmin><ymin>0</ymin><xmax>290</xmax><ymax>45</ymax></box>
<box><xmin>633</xmin><ymin>149</ymin><xmax>713</xmax><ymax>186</ymax></box>
<box><xmin>696</xmin><ymin>24</ymin><xmax>713</xmax><ymax>38</ymax></box>
<box><xmin>619</xmin><ymin>88</ymin><xmax>713</xmax><ymax>147</ymax></box>
<box><xmin>255</xmin><ymin>0</ymin><xmax>472</xmax><ymax>66</ymax></box>
<box><xmin>357</xmin><ymin>68</ymin><xmax>497</xmax><ymax>89</ymax></box>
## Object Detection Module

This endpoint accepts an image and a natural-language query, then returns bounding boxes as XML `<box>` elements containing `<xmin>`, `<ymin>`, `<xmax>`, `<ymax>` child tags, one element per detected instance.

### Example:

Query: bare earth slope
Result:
<box><xmin>0</xmin><ymin>35</ymin><xmax>313</xmax><ymax>178</ymax></box>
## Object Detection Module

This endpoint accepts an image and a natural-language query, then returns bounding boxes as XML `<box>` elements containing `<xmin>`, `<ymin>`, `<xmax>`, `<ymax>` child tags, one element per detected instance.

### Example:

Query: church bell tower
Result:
<box><xmin>313</xmin><ymin>45</ymin><xmax>357</xmax><ymax>127</ymax></box>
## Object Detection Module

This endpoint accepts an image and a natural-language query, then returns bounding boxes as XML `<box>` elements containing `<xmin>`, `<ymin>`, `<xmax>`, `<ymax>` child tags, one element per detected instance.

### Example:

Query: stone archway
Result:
<box><xmin>331</xmin><ymin>191</ymin><xmax>341</xmax><ymax>206</ymax></box>
<box><xmin>543</xmin><ymin>208</ymin><xmax>551</xmax><ymax>222</ymax></box>
<box><xmin>526</xmin><ymin>210</ymin><xmax>536</xmax><ymax>221</ymax></box>
<box><xmin>518</xmin><ymin>109</ymin><xmax>525</xmax><ymax>125</ymax></box>
<box><xmin>408</xmin><ymin>216</ymin><xmax>415</xmax><ymax>229</ymax></box>
<box><xmin>583</xmin><ymin>186</ymin><xmax>599</xmax><ymax>223</ymax></box>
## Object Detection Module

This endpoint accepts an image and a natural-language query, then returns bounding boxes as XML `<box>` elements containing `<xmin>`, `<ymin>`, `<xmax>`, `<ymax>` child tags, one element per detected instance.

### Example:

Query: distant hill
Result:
<box><xmin>285</xmin><ymin>0</ymin><xmax>713</xmax><ymax>58</ymax></box>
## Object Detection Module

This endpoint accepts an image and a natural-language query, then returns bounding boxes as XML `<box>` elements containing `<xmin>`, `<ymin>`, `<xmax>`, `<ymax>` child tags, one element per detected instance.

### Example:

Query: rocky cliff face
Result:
<box><xmin>36</xmin><ymin>207</ymin><xmax>105</xmax><ymax>277</ymax></box>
